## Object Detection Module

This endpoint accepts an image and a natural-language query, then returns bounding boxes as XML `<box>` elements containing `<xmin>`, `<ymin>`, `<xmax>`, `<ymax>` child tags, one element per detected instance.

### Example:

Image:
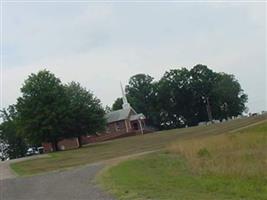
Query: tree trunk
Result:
<box><xmin>77</xmin><ymin>136</ymin><xmax>82</xmax><ymax>148</ymax></box>
<box><xmin>206</xmin><ymin>97</ymin><xmax>213</xmax><ymax>122</ymax></box>
<box><xmin>52</xmin><ymin>139</ymin><xmax>58</xmax><ymax>151</ymax></box>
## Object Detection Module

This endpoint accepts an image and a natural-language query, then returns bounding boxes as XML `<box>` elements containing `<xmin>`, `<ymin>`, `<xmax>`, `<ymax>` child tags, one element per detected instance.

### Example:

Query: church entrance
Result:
<box><xmin>132</xmin><ymin>122</ymin><xmax>139</xmax><ymax>130</ymax></box>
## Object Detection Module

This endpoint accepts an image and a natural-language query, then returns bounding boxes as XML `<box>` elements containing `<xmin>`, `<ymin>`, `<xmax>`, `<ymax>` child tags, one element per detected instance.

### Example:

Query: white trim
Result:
<box><xmin>125</xmin><ymin>120</ymin><xmax>129</xmax><ymax>133</ymax></box>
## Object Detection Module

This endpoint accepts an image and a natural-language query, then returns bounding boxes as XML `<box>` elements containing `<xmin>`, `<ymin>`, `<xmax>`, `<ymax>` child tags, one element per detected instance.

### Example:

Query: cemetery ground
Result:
<box><xmin>11</xmin><ymin>114</ymin><xmax>266</xmax><ymax>176</ymax></box>
<box><xmin>2</xmin><ymin>114</ymin><xmax>266</xmax><ymax>200</ymax></box>
<box><xmin>100</xmin><ymin>118</ymin><xmax>267</xmax><ymax>200</ymax></box>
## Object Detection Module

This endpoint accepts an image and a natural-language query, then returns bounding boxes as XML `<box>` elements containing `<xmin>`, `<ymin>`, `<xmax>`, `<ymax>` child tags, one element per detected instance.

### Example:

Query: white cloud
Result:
<box><xmin>2</xmin><ymin>3</ymin><xmax>266</xmax><ymax>113</ymax></box>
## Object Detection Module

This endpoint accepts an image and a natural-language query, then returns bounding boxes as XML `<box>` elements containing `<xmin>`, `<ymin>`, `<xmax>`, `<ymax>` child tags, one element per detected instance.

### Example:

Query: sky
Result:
<box><xmin>1</xmin><ymin>1</ymin><xmax>266</xmax><ymax>113</ymax></box>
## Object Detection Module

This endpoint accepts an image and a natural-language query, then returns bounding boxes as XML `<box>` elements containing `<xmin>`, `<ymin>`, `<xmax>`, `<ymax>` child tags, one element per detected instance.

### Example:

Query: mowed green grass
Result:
<box><xmin>100</xmin><ymin>121</ymin><xmax>267</xmax><ymax>200</ymax></box>
<box><xmin>11</xmin><ymin>114</ymin><xmax>267</xmax><ymax>176</ymax></box>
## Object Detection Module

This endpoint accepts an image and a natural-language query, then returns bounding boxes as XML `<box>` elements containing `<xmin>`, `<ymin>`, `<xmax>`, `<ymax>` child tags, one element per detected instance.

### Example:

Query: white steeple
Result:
<box><xmin>120</xmin><ymin>82</ymin><xmax>130</xmax><ymax>110</ymax></box>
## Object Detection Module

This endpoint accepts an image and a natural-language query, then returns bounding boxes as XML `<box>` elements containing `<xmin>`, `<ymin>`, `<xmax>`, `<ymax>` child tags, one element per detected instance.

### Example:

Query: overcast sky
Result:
<box><xmin>2</xmin><ymin>2</ymin><xmax>266</xmax><ymax>113</ymax></box>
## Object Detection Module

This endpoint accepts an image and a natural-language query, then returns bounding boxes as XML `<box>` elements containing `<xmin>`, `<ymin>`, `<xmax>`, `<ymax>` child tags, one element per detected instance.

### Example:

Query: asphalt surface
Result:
<box><xmin>0</xmin><ymin>162</ymin><xmax>115</xmax><ymax>200</ymax></box>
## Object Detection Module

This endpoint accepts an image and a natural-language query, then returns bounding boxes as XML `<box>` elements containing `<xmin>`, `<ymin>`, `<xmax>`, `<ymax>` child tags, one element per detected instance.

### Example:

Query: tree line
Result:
<box><xmin>0</xmin><ymin>65</ymin><xmax>248</xmax><ymax>159</ymax></box>
<box><xmin>112</xmin><ymin>64</ymin><xmax>248</xmax><ymax>130</ymax></box>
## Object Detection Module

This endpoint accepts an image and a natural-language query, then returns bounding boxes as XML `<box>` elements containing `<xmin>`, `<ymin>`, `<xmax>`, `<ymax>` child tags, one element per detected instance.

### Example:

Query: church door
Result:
<box><xmin>132</xmin><ymin>122</ymin><xmax>139</xmax><ymax>130</ymax></box>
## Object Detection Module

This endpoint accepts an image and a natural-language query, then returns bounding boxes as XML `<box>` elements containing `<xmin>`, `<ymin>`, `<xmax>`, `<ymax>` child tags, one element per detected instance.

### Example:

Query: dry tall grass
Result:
<box><xmin>168</xmin><ymin>122</ymin><xmax>267</xmax><ymax>178</ymax></box>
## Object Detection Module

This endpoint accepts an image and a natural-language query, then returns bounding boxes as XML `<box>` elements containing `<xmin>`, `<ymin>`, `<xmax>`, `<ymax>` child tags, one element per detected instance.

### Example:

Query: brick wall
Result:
<box><xmin>107</xmin><ymin>120</ymin><xmax>128</xmax><ymax>133</ymax></box>
<box><xmin>42</xmin><ymin>138</ymin><xmax>79</xmax><ymax>152</ymax></box>
<box><xmin>42</xmin><ymin>142</ymin><xmax>55</xmax><ymax>153</ymax></box>
<box><xmin>57</xmin><ymin>138</ymin><xmax>79</xmax><ymax>150</ymax></box>
<box><xmin>42</xmin><ymin>123</ymin><xmax>153</xmax><ymax>152</ymax></box>
<box><xmin>81</xmin><ymin>131</ymin><xmax>140</xmax><ymax>145</ymax></box>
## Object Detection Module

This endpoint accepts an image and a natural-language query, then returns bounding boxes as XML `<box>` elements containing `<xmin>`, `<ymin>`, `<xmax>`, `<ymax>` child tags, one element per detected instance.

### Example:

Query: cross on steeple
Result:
<box><xmin>120</xmin><ymin>82</ymin><xmax>130</xmax><ymax>110</ymax></box>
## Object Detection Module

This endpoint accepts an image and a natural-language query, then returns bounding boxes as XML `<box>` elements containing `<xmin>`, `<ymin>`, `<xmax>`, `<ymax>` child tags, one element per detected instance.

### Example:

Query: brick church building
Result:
<box><xmin>105</xmin><ymin>83</ymin><xmax>146</xmax><ymax>134</ymax></box>
<box><xmin>42</xmin><ymin>84</ymin><xmax>146</xmax><ymax>152</ymax></box>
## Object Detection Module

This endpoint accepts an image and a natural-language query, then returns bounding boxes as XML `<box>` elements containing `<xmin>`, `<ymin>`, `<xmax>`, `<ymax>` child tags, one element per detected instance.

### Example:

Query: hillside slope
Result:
<box><xmin>11</xmin><ymin>114</ymin><xmax>267</xmax><ymax>176</ymax></box>
<box><xmin>101</xmin><ymin>119</ymin><xmax>267</xmax><ymax>200</ymax></box>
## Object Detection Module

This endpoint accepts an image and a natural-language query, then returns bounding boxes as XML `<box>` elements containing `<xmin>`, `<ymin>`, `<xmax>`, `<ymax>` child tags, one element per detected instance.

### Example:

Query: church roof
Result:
<box><xmin>106</xmin><ymin>108</ymin><xmax>133</xmax><ymax>123</ymax></box>
<box><xmin>129</xmin><ymin>113</ymin><xmax>145</xmax><ymax>121</ymax></box>
<box><xmin>106</xmin><ymin>83</ymin><xmax>145</xmax><ymax>123</ymax></box>
<box><xmin>106</xmin><ymin>108</ymin><xmax>146</xmax><ymax>123</ymax></box>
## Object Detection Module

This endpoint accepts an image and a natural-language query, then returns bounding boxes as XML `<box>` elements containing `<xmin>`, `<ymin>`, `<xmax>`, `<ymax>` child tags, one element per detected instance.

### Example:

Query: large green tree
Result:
<box><xmin>15</xmin><ymin>70</ymin><xmax>106</xmax><ymax>150</ymax></box>
<box><xmin>111</xmin><ymin>74</ymin><xmax>160</xmax><ymax>127</ymax></box>
<box><xmin>111</xmin><ymin>65</ymin><xmax>248</xmax><ymax>130</ymax></box>
<box><xmin>211</xmin><ymin>73</ymin><xmax>248</xmax><ymax>120</ymax></box>
<box><xmin>0</xmin><ymin>105</ymin><xmax>27</xmax><ymax>159</ymax></box>
<box><xmin>189</xmin><ymin>64</ymin><xmax>218</xmax><ymax>122</ymax></box>
<box><xmin>63</xmin><ymin>82</ymin><xmax>106</xmax><ymax>146</ymax></box>
<box><xmin>16</xmin><ymin>70</ymin><xmax>69</xmax><ymax>149</ymax></box>
<box><xmin>126</xmin><ymin>74</ymin><xmax>159</xmax><ymax>127</ymax></box>
<box><xmin>158</xmin><ymin>68</ymin><xmax>196</xmax><ymax>128</ymax></box>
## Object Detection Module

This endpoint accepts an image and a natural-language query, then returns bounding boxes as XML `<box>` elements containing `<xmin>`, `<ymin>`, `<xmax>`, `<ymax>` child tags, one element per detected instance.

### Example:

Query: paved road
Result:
<box><xmin>0</xmin><ymin>162</ymin><xmax>115</xmax><ymax>200</ymax></box>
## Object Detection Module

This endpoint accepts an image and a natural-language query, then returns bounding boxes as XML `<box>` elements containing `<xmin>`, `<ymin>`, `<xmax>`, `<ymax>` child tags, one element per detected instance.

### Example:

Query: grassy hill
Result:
<box><xmin>100</xmin><ymin>119</ymin><xmax>267</xmax><ymax>200</ymax></box>
<box><xmin>11</xmin><ymin>114</ymin><xmax>267</xmax><ymax>176</ymax></box>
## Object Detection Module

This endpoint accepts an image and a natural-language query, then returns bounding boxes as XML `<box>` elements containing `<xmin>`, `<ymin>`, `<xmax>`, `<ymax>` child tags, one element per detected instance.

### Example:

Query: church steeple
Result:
<box><xmin>120</xmin><ymin>82</ymin><xmax>130</xmax><ymax>110</ymax></box>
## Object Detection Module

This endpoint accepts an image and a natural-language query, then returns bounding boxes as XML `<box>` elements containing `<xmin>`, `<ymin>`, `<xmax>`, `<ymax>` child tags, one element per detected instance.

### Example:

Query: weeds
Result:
<box><xmin>168</xmin><ymin>122</ymin><xmax>267</xmax><ymax>178</ymax></box>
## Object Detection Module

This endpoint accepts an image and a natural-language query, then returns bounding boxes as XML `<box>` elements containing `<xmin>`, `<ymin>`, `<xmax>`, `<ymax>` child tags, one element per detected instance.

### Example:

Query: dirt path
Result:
<box><xmin>0</xmin><ymin>161</ymin><xmax>16</xmax><ymax>180</ymax></box>
<box><xmin>228</xmin><ymin>119</ymin><xmax>267</xmax><ymax>133</ymax></box>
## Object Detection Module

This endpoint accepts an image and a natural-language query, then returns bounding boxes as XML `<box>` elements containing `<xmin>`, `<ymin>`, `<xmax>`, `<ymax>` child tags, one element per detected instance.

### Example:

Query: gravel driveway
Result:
<box><xmin>0</xmin><ymin>162</ymin><xmax>115</xmax><ymax>200</ymax></box>
<box><xmin>0</xmin><ymin>151</ymin><xmax>158</xmax><ymax>200</ymax></box>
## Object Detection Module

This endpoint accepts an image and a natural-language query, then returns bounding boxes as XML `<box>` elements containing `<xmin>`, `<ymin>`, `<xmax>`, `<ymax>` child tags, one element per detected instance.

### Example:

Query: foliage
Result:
<box><xmin>63</xmin><ymin>82</ymin><xmax>106</xmax><ymax>142</ymax></box>
<box><xmin>211</xmin><ymin>73</ymin><xmax>248</xmax><ymax>120</ymax></box>
<box><xmin>15</xmin><ymin>70</ymin><xmax>105</xmax><ymax>150</ymax></box>
<box><xmin>0</xmin><ymin>105</ymin><xmax>27</xmax><ymax>159</ymax></box>
<box><xmin>16</xmin><ymin>70</ymin><xmax>67</xmax><ymax>146</ymax></box>
<box><xmin>158</xmin><ymin>68</ymin><xmax>195</xmax><ymax>128</ymax></box>
<box><xmin>126</xmin><ymin>74</ymin><xmax>159</xmax><ymax>126</ymax></box>
<box><xmin>112</xmin><ymin>64</ymin><xmax>248</xmax><ymax>129</ymax></box>
<box><xmin>112</xmin><ymin>97</ymin><xmax>123</xmax><ymax>111</ymax></box>
<box><xmin>105</xmin><ymin>105</ymin><xmax>112</xmax><ymax>113</ymax></box>
<box><xmin>189</xmin><ymin>64</ymin><xmax>217</xmax><ymax>122</ymax></box>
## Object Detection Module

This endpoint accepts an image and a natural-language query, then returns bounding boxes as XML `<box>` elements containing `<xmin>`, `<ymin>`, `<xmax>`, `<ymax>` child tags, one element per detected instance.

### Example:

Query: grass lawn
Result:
<box><xmin>100</xmin><ymin>121</ymin><xmax>267</xmax><ymax>200</ymax></box>
<box><xmin>11</xmin><ymin>114</ymin><xmax>266</xmax><ymax>176</ymax></box>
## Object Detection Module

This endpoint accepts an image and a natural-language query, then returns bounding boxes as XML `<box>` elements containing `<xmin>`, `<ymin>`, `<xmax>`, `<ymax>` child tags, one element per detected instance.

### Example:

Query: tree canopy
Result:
<box><xmin>1</xmin><ymin>65</ymin><xmax>248</xmax><ymax>155</ymax></box>
<box><xmin>126</xmin><ymin>74</ymin><xmax>157</xmax><ymax>125</ymax></box>
<box><xmin>0</xmin><ymin>105</ymin><xmax>27</xmax><ymax>159</ymax></box>
<box><xmin>14</xmin><ymin>70</ymin><xmax>106</xmax><ymax>149</ymax></box>
<box><xmin>63</xmin><ymin>82</ymin><xmax>106</xmax><ymax>145</ymax></box>
<box><xmin>112</xmin><ymin>65</ymin><xmax>248</xmax><ymax>130</ymax></box>
<box><xmin>16</xmin><ymin>70</ymin><xmax>68</xmax><ymax>146</ymax></box>
<box><xmin>112</xmin><ymin>97</ymin><xmax>123</xmax><ymax>111</ymax></box>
